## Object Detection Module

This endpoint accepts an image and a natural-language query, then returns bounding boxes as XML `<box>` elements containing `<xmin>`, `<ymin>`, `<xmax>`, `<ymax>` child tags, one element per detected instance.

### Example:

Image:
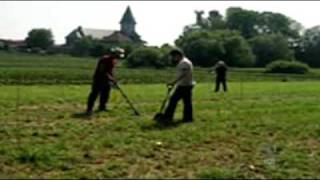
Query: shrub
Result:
<box><xmin>126</xmin><ymin>47</ymin><xmax>165</xmax><ymax>69</ymax></box>
<box><xmin>71</xmin><ymin>37</ymin><xmax>93</xmax><ymax>57</ymax></box>
<box><xmin>265</xmin><ymin>60</ymin><xmax>309</xmax><ymax>74</ymax></box>
<box><xmin>89</xmin><ymin>42</ymin><xmax>111</xmax><ymax>57</ymax></box>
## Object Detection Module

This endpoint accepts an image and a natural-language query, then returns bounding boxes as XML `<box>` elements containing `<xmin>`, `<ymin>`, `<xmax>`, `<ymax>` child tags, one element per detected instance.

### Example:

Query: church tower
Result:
<box><xmin>120</xmin><ymin>6</ymin><xmax>136</xmax><ymax>38</ymax></box>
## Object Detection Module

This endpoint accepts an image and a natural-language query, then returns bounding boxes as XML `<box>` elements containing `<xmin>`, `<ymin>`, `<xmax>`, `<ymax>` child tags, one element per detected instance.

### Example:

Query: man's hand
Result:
<box><xmin>110</xmin><ymin>80</ymin><xmax>119</xmax><ymax>89</ymax></box>
<box><xmin>110</xmin><ymin>79</ymin><xmax>118</xmax><ymax>87</ymax></box>
<box><xmin>167</xmin><ymin>81</ymin><xmax>175</xmax><ymax>87</ymax></box>
<box><xmin>106</xmin><ymin>73</ymin><xmax>117</xmax><ymax>84</ymax></box>
<box><xmin>111</xmin><ymin>79</ymin><xmax>117</xmax><ymax>84</ymax></box>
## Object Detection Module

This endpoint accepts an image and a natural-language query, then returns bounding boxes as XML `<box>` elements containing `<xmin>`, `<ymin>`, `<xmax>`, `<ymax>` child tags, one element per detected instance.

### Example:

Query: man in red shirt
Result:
<box><xmin>86</xmin><ymin>47</ymin><xmax>125</xmax><ymax>115</ymax></box>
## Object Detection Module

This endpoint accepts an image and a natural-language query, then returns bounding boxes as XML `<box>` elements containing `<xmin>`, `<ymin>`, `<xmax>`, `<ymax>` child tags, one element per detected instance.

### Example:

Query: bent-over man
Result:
<box><xmin>86</xmin><ymin>47</ymin><xmax>125</xmax><ymax>115</ymax></box>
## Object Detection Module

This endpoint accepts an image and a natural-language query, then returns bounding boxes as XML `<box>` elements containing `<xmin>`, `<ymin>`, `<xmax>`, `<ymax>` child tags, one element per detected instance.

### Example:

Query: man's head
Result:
<box><xmin>217</xmin><ymin>60</ymin><xmax>225</xmax><ymax>65</ymax></box>
<box><xmin>110</xmin><ymin>47</ymin><xmax>125</xmax><ymax>59</ymax></box>
<box><xmin>169</xmin><ymin>49</ymin><xmax>184</xmax><ymax>64</ymax></box>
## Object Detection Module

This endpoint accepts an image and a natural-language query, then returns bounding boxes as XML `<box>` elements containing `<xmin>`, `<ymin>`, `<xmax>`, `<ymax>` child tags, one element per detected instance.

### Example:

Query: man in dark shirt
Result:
<box><xmin>213</xmin><ymin>60</ymin><xmax>228</xmax><ymax>92</ymax></box>
<box><xmin>86</xmin><ymin>47</ymin><xmax>125</xmax><ymax>115</ymax></box>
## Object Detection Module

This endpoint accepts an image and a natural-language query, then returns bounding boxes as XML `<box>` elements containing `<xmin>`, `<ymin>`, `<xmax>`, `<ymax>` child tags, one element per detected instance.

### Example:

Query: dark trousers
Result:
<box><xmin>164</xmin><ymin>86</ymin><xmax>193</xmax><ymax>121</ymax></box>
<box><xmin>87</xmin><ymin>81</ymin><xmax>111</xmax><ymax>112</ymax></box>
<box><xmin>215</xmin><ymin>78</ymin><xmax>227</xmax><ymax>92</ymax></box>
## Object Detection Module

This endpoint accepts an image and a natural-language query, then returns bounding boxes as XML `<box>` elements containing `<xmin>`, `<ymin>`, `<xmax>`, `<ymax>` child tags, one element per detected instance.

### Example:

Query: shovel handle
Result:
<box><xmin>167</xmin><ymin>85</ymin><xmax>173</xmax><ymax>92</ymax></box>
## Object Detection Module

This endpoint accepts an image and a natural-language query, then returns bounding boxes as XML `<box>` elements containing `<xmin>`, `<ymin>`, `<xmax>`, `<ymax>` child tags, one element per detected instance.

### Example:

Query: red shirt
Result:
<box><xmin>94</xmin><ymin>55</ymin><xmax>117</xmax><ymax>80</ymax></box>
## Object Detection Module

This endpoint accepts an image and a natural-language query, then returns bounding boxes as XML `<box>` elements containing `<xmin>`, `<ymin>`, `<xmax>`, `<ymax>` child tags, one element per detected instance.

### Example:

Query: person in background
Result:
<box><xmin>212</xmin><ymin>60</ymin><xmax>228</xmax><ymax>92</ymax></box>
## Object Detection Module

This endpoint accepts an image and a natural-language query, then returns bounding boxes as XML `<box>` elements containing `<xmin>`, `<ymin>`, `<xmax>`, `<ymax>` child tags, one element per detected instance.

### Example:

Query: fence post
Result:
<box><xmin>16</xmin><ymin>84</ymin><xmax>20</xmax><ymax>113</ymax></box>
<box><xmin>240</xmin><ymin>73</ymin><xmax>243</xmax><ymax>100</ymax></box>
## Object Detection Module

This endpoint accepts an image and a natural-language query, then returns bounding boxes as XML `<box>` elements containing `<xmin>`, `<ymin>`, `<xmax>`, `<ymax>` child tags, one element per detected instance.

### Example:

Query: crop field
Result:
<box><xmin>1</xmin><ymin>52</ymin><xmax>320</xmax><ymax>85</ymax></box>
<box><xmin>0</xmin><ymin>52</ymin><xmax>320</xmax><ymax>178</ymax></box>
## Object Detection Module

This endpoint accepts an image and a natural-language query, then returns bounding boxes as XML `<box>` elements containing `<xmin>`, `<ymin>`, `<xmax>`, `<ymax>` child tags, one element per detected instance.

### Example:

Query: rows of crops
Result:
<box><xmin>1</xmin><ymin>52</ymin><xmax>320</xmax><ymax>84</ymax></box>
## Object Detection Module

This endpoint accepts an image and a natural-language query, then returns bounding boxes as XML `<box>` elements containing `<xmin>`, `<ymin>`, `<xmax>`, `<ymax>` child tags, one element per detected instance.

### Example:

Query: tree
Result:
<box><xmin>89</xmin><ymin>41</ymin><xmax>111</xmax><ymax>57</ymax></box>
<box><xmin>226</xmin><ymin>7</ymin><xmax>260</xmax><ymax>39</ymax></box>
<box><xmin>226</xmin><ymin>7</ymin><xmax>302</xmax><ymax>40</ymax></box>
<box><xmin>249</xmin><ymin>34</ymin><xmax>294</xmax><ymax>67</ymax></box>
<box><xmin>175</xmin><ymin>30</ymin><xmax>223</xmax><ymax>66</ymax></box>
<box><xmin>297</xmin><ymin>26</ymin><xmax>320</xmax><ymax>67</ymax></box>
<box><xmin>178</xmin><ymin>7</ymin><xmax>305</xmax><ymax>67</ymax></box>
<box><xmin>183</xmin><ymin>10</ymin><xmax>226</xmax><ymax>35</ymax></box>
<box><xmin>207</xmin><ymin>10</ymin><xmax>227</xmax><ymax>30</ymax></box>
<box><xmin>258</xmin><ymin>12</ymin><xmax>301</xmax><ymax>39</ymax></box>
<box><xmin>160</xmin><ymin>43</ymin><xmax>175</xmax><ymax>66</ymax></box>
<box><xmin>175</xmin><ymin>30</ymin><xmax>255</xmax><ymax>67</ymax></box>
<box><xmin>224</xmin><ymin>35</ymin><xmax>256</xmax><ymax>67</ymax></box>
<box><xmin>25</xmin><ymin>28</ymin><xmax>54</xmax><ymax>50</ymax></box>
<box><xmin>71</xmin><ymin>37</ymin><xmax>93</xmax><ymax>57</ymax></box>
<box><xmin>183</xmin><ymin>38</ymin><xmax>225</xmax><ymax>67</ymax></box>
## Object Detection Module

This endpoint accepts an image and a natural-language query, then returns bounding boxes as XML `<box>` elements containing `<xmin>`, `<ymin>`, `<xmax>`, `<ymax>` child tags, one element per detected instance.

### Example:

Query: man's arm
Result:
<box><xmin>106</xmin><ymin>72</ymin><xmax>116</xmax><ymax>83</ymax></box>
<box><xmin>168</xmin><ymin>68</ymin><xmax>188</xmax><ymax>86</ymax></box>
<box><xmin>104</xmin><ymin>59</ymin><xmax>117</xmax><ymax>83</ymax></box>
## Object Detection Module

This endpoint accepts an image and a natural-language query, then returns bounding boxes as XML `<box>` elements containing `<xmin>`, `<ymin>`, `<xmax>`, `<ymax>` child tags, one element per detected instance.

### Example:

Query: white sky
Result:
<box><xmin>0</xmin><ymin>1</ymin><xmax>320</xmax><ymax>46</ymax></box>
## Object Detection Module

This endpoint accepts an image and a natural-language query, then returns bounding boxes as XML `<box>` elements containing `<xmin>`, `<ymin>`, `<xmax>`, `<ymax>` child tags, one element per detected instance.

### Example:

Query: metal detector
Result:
<box><xmin>114</xmin><ymin>83</ymin><xmax>140</xmax><ymax>116</ymax></box>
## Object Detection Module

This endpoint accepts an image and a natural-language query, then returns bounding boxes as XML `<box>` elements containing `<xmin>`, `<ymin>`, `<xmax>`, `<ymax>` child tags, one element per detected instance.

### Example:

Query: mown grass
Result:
<box><xmin>1</xmin><ymin>51</ymin><xmax>320</xmax><ymax>84</ymax></box>
<box><xmin>1</xmin><ymin>82</ymin><xmax>320</xmax><ymax>178</ymax></box>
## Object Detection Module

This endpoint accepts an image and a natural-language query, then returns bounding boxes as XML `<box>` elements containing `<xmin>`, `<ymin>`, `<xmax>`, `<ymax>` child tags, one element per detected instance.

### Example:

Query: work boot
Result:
<box><xmin>85</xmin><ymin>111</ymin><xmax>93</xmax><ymax>116</ymax></box>
<box><xmin>98</xmin><ymin>106</ymin><xmax>108</xmax><ymax>112</ymax></box>
<box><xmin>161</xmin><ymin>116</ymin><xmax>173</xmax><ymax>124</ymax></box>
<box><xmin>182</xmin><ymin>118</ymin><xmax>193</xmax><ymax>123</ymax></box>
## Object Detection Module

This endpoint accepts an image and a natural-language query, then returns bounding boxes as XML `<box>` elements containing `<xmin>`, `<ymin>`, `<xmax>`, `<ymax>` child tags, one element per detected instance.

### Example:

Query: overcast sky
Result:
<box><xmin>1</xmin><ymin>1</ymin><xmax>320</xmax><ymax>46</ymax></box>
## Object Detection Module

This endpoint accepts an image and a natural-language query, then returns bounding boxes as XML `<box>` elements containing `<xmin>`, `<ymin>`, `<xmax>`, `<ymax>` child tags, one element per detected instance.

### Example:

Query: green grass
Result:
<box><xmin>1</xmin><ymin>52</ymin><xmax>320</xmax><ymax>178</ymax></box>
<box><xmin>1</xmin><ymin>51</ymin><xmax>320</xmax><ymax>84</ymax></box>
<box><xmin>1</xmin><ymin>82</ymin><xmax>320</xmax><ymax>178</ymax></box>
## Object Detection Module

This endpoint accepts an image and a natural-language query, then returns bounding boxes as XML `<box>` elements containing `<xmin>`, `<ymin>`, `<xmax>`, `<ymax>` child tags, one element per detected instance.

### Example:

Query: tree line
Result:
<box><xmin>177</xmin><ymin>7</ymin><xmax>320</xmax><ymax>68</ymax></box>
<box><xmin>3</xmin><ymin>7</ymin><xmax>320</xmax><ymax>69</ymax></box>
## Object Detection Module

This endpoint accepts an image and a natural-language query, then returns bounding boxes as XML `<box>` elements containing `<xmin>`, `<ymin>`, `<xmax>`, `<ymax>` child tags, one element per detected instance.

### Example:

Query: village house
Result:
<box><xmin>0</xmin><ymin>39</ymin><xmax>26</xmax><ymax>50</ymax></box>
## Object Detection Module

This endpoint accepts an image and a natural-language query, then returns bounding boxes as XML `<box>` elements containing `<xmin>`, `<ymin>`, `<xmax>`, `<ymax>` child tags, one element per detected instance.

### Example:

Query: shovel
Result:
<box><xmin>153</xmin><ymin>85</ymin><xmax>174</xmax><ymax>122</ymax></box>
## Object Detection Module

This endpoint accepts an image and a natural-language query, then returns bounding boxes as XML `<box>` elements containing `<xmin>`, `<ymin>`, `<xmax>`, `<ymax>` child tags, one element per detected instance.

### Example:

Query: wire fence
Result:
<box><xmin>7</xmin><ymin>71</ymin><xmax>320</xmax><ymax>114</ymax></box>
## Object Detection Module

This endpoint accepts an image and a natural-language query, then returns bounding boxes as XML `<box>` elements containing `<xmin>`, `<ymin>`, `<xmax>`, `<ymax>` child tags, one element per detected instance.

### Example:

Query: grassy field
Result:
<box><xmin>1</xmin><ymin>82</ymin><xmax>320</xmax><ymax>178</ymax></box>
<box><xmin>1</xmin><ymin>52</ymin><xmax>320</xmax><ymax>178</ymax></box>
<box><xmin>1</xmin><ymin>51</ymin><xmax>320</xmax><ymax>84</ymax></box>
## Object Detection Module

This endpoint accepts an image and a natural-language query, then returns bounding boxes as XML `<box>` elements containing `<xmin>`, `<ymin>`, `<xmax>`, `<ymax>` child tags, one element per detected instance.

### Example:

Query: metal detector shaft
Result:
<box><xmin>114</xmin><ymin>83</ymin><xmax>140</xmax><ymax>116</ymax></box>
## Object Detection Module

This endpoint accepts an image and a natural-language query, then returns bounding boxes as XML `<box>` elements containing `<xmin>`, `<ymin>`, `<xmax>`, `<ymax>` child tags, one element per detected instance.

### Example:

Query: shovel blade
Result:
<box><xmin>153</xmin><ymin>113</ymin><xmax>165</xmax><ymax>122</ymax></box>
<box><xmin>134</xmin><ymin>111</ymin><xmax>140</xmax><ymax>116</ymax></box>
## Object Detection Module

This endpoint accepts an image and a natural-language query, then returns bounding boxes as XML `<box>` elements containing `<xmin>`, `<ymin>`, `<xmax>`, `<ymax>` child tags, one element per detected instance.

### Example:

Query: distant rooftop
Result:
<box><xmin>103</xmin><ymin>31</ymin><xmax>132</xmax><ymax>42</ymax></box>
<box><xmin>80</xmin><ymin>28</ymin><xmax>117</xmax><ymax>39</ymax></box>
